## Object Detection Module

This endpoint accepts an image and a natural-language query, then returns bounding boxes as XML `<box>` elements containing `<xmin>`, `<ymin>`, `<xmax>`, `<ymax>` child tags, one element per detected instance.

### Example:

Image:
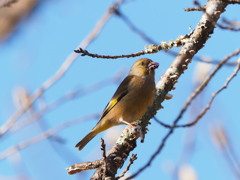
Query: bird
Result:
<box><xmin>75</xmin><ymin>58</ymin><xmax>159</xmax><ymax>151</ymax></box>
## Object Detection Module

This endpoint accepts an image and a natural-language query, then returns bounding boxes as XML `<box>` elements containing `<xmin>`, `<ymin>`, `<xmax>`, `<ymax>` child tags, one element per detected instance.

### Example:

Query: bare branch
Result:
<box><xmin>217</xmin><ymin>23</ymin><xmax>240</xmax><ymax>31</ymax></box>
<box><xmin>114</xmin><ymin>9</ymin><xmax>156</xmax><ymax>44</ymax></box>
<box><xmin>221</xmin><ymin>17</ymin><xmax>240</xmax><ymax>27</ymax></box>
<box><xmin>217</xmin><ymin>17</ymin><xmax>240</xmax><ymax>30</ymax></box>
<box><xmin>91</xmin><ymin>127</ymin><xmax>139</xmax><ymax>179</ymax></box>
<box><xmin>79</xmin><ymin>0</ymin><xmax>125</xmax><ymax>48</ymax></box>
<box><xmin>211</xmin><ymin>123</ymin><xmax>240</xmax><ymax>178</ymax></box>
<box><xmin>67</xmin><ymin>159</ymin><xmax>103</xmax><ymax>175</ymax></box>
<box><xmin>116</xmin><ymin>154</ymin><xmax>137</xmax><ymax>179</ymax></box>
<box><xmin>167</xmin><ymin>50</ymin><xmax>238</xmax><ymax>66</ymax></box>
<box><xmin>185</xmin><ymin>0</ymin><xmax>205</xmax><ymax>12</ymax></box>
<box><xmin>74</xmin><ymin>47</ymin><xmax>148</xmax><ymax>59</ymax></box>
<box><xmin>74</xmin><ymin>34</ymin><xmax>191</xmax><ymax>59</ymax></box>
<box><xmin>182</xmin><ymin>58</ymin><xmax>240</xmax><ymax>127</ymax></box>
<box><xmin>153</xmin><ymin>116</ymin><xmax>172</xmax><ymax>129</ymax></box>
<box><xmin>172</xmin><ymin>49</ymin><xmax>240</xmax><ymax>128</ymax></box>
<box><xmin>226</xmin><ymin>0</ymin><xmax>240</xmax><ymax>4</ymax></box>
<box><xmin>100</xmin><ymin>138</ymin><xmax>107</xmax><ymax>178</ymax></box>
<box><xmin>154</xmin><ymin>49</ymin><xmax>240</xmax><ymax>129</ymax></box>
<box><xmin>184</xmin><ymin>5</ymin><xmax>206</xmax><ymax>12</ymax></box>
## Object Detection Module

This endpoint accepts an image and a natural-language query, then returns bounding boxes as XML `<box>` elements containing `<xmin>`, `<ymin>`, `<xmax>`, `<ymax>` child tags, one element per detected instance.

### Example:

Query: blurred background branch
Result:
<box><xmin>0</xmin><ymin>0</ymin><xmax>125</xmax><ymax>138</ymax></box>
<box><xmin>0</xmin><ymin>0</ymin><xmax>39</xmax><ymax>40</ymax></box>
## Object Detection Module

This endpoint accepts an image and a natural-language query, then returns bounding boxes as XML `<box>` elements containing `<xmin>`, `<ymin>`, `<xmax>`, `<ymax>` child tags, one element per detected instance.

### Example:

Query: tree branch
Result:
<box><xmin>171</xmin><ymin>49</ymin><xmax>240</xmax><ymax>128</ymax></box>
<box><xmin>67</xmin><ymin>159</ymin><xmax>103</xmax><ymax>175</ymax></box>
<box><xmin>115</xmin><ymin>154</ymin><xmax>137</xmax><ymax>179</ymax></box>
<box><xmin>74</xmin><ymin>34</ymin><xmax>191</xmax><ymax>59</ymax></box>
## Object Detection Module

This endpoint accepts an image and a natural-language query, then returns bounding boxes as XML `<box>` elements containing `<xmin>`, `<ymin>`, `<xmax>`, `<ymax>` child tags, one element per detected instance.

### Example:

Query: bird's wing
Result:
<box><xmin>98</xmin><ymin>75</ymin><xmax>134</xmax><ymax>121</ymax></box>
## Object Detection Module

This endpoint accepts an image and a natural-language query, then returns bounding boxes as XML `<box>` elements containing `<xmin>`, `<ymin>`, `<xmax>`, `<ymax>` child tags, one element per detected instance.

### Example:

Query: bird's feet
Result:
<box><xmin>119</xmin><ymin>118</ymin><xmax>145</xmax><ymax>142</ymax></box>
<box><xmin>124</xmin><ymin>124</ymin><xmax>145</xmax><ymax>143</ymax></box>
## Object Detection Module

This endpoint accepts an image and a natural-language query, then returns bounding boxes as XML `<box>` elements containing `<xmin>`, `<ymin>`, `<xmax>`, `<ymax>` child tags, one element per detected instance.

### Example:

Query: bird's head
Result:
<box><xmin>129</xmin><ymin>58</ymin><xmax>159</xmax><ymax>77</ymax></box>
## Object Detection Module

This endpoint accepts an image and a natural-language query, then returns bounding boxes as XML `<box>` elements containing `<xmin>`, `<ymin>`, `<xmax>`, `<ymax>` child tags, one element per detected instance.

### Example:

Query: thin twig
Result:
<box><xmin>114</xmin><ymin>9</ymin><xmax>156</xmax><ymax>44</ymax></box>
<box><xmin>194</xmin><ymin>0</ymin><xmax>201</xmax><ymax>6</ymax></box>
<box><xmin>217</xmin><ymin>23</ymin><xmax>240</xmax><ymax>31</ymax></box>
<box><xmin>67</xmin><ymin>159</ymin><xmax>103</xmax><ymax>175</ymax></box>
<box><xmin>217</xmin><ymin>17</ymin><xmax>240</xmax><ymax>30</ymax></box>
<box><xmin>221</xmin><ymin>17</ymin><xmax>240</xmax><ymax>27</ymax></box>
<box><xmin>79</xmin><ymin>0</ymin><xmax>125</xmax><ymax>48</ymax></box>
<box><xmin>227</xmin><ymin>0</ymin><xmax>240</xmax><ymax>4</ymax></box>
<box><xmin>157</xmin><ymin>50</ymin><xmax>240</xmax><ymax>129</ymax></box>
<box><xmin>126</xmin><ymin>126</ymin><xmax>175</xmax><ymax>179</ymax></box>
<box><xmin>211</xmin><ymin>124</ymin><xmax>240</xmax><ymax>178</ymax></box>
<box><xmin>75</xmin><ymin>34</ymin><xmax>192</xmax><ymax>59</ymax></box>
<box><xmin>171</xmin><ymin>49</ymin><xmax>240</xmax><ymax>128</ymax></box>
<box><xmin>180</xmin><ymin>58</ymin><xmax>240</xmax><ymax>127</ymax></box>
<box><xmin>154</xmin><ymin>50</ymin><xmax>240</xmax><ymax>129</ymax></box>
<box><xmin>167</xmin><ymin>50</ymin><xmax>237</xmax><ymax>66</ymax></box>
<box><xmin>226</xmin><ymin>134</ymin><xmax>240</xmax><ymax>173</ymax></box>
<box><xmin>100</xmin><ymin>138</ymin><xmax>107</xmax><ymax>178</ymax></box>
<box><xmin>222</xmin><ymin>142</ymin><xmax>240</xmax><ymax>178</ymax></box>
<box><xmin>184</xmin><ymin>5</ymin><xmax>206</xmax><ymax>11</ymax></box>
<box><xmin>74</xmin><ymin>47</ymin><xmax>148</xmax><ymax>59</ymax></box>
<box><xmin>115</xmin><ymin>7</ymin><xmax>237</xmax><ymax>66</ymax></box>
<box><xmin>153</xmin><ymin>117</ymin><xmax>172</xmax><ymax>128</ymax></box>
<box><xmin>116</xmin><ymin>154</ymin><xmax>137</xmax><ymax>179</ymax></box>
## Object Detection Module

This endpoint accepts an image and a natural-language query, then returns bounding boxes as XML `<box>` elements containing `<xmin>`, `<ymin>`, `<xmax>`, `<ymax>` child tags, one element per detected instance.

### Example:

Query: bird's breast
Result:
<box><xmin>120</xmin><ymin>76</ymin><xmax>156</xmax><ymax>123</ymax></box>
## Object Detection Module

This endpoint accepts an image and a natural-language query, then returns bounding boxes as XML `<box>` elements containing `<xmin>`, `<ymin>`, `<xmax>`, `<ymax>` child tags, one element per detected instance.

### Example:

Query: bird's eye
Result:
<box><xmin>141</xmin><ymin>62</ymin><xmax>145</xmax><ymax>66</ymax></box>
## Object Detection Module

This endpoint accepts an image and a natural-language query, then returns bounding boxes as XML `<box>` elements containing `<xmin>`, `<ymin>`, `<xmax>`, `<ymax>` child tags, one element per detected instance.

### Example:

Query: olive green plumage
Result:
<box><xmin>75</xmin><ymin>58</ymin><xmax>159</xmax><ymax>151</ymax></box>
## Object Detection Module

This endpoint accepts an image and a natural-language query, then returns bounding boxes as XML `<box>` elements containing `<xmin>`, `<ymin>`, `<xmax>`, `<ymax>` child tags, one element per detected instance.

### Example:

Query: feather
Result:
<box><xmin>98</xmin><ymin>76</ymin><xmax>134</xmax><ymax>121</ymax></box>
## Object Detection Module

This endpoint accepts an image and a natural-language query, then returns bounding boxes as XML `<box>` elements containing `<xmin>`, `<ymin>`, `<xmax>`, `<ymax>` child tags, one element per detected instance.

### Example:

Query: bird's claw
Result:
<box><xmin>126</xmin><ymin>125</ymin><xmax>145</xmax><ymax>143</ymax></box>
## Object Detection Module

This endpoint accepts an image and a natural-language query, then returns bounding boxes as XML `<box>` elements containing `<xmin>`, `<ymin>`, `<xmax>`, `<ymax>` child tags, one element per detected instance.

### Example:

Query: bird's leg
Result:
<box><xmin>119</xmin><ymin>119</ymin><xmax>135</xmax><ymax>128</ymax></box>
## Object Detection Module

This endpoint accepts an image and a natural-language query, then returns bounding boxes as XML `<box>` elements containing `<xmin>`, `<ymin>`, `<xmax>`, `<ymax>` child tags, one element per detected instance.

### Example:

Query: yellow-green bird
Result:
<box><xmin>75</xmin><ymin>58</ymin><xmax>159</xmax><ymax>151</ymax></box>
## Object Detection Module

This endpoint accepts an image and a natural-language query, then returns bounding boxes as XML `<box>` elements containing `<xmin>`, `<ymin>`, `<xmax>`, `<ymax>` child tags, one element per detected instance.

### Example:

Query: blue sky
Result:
<box><xmin>1</xmin><ymin>0</ymin><xmax>240</xmax><ymax>179</ymax></box>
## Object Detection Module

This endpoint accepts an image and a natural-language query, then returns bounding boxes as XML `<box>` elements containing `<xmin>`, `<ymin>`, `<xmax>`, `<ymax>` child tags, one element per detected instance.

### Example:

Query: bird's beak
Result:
<box><xmin>148</xmin><ymin>61</ymin><xmax>159</xmax><ymax>70</ymax></box>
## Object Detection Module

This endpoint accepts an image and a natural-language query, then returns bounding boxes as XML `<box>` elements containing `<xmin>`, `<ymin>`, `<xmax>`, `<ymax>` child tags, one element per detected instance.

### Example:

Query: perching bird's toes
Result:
<box><xmin>125</xmin><ymin>125</ymin><xmax>145</xmax><ymax>142</ymax></box>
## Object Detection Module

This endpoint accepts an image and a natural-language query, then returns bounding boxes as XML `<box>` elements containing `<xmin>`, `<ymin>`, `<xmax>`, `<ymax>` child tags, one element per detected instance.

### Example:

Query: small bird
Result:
<box><xmin>75</xmin><ymin>58</ymin><xmax>159</xmax><ymax>151</ymax></box>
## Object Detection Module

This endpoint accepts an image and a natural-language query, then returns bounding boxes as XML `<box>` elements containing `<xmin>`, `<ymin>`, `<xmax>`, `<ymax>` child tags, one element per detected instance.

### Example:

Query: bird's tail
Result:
<box><xmin>75</xmin><ymin>130</ymin><xmax>97</xmax><ymax>151</ymax></box>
